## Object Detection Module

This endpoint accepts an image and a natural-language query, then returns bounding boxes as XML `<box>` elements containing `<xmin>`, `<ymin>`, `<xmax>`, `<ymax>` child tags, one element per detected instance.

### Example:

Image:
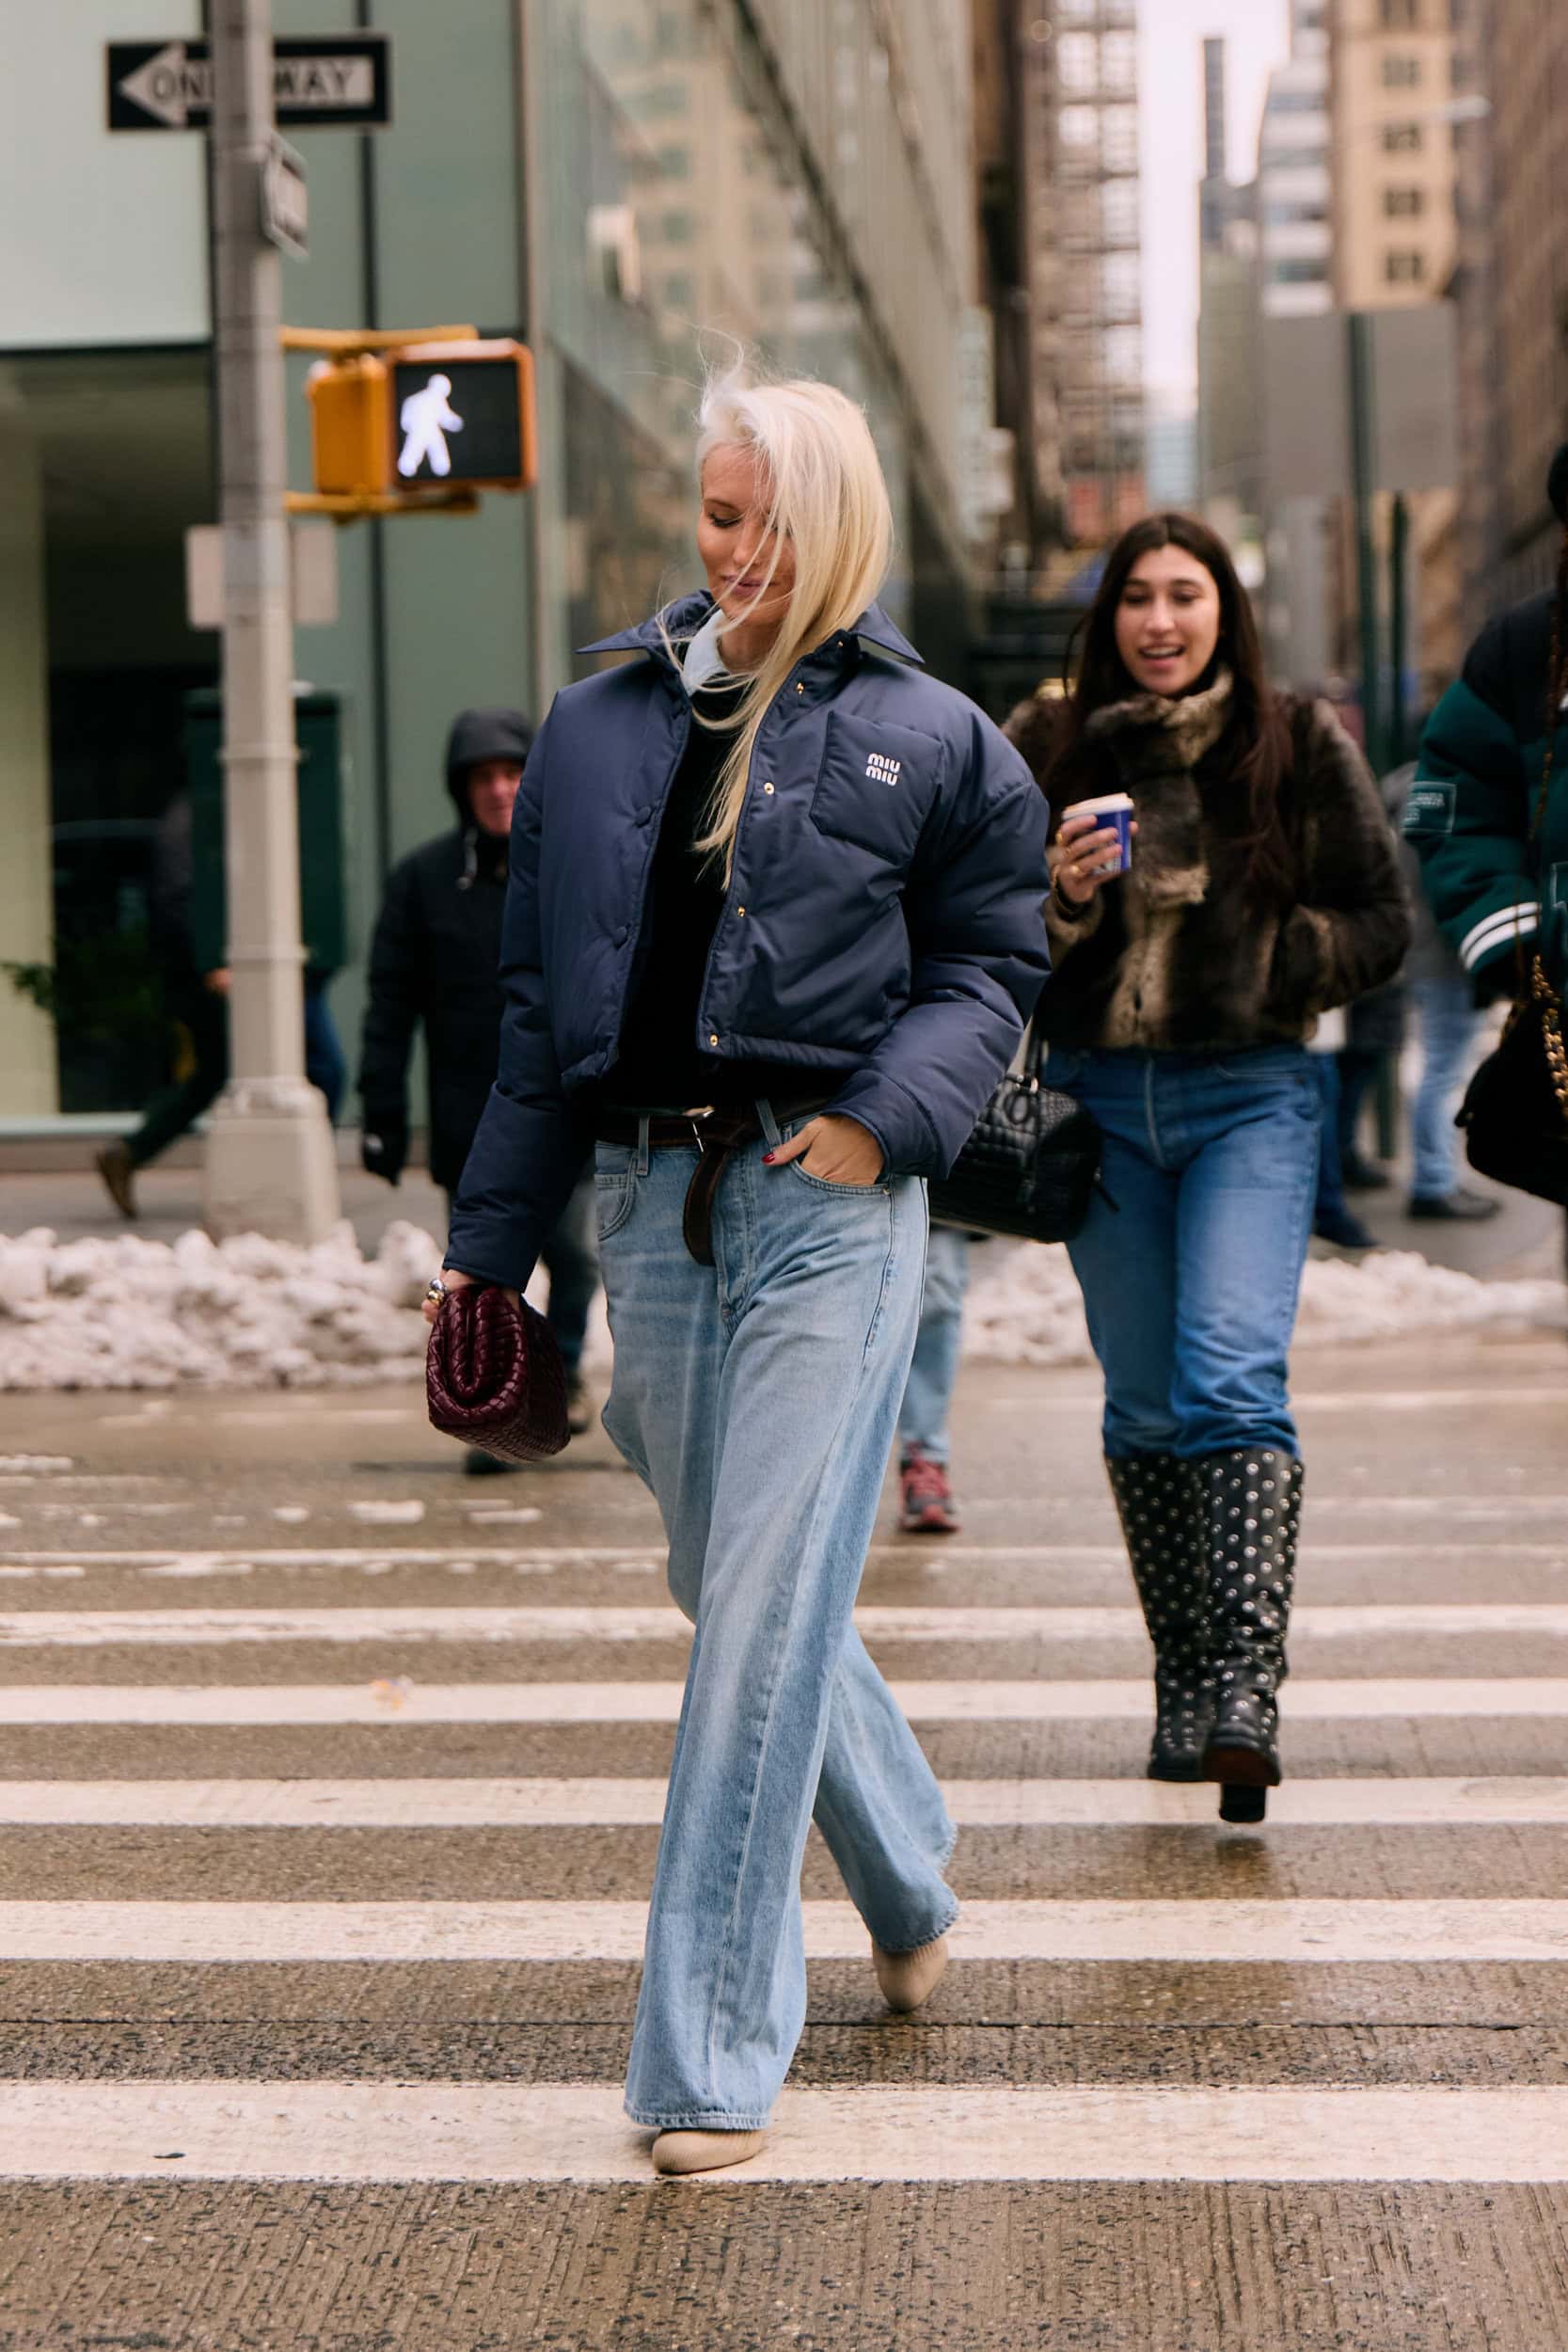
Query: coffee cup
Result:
<box><xmin>1061</xmin><ymin>791</ymin><xmax>1133</xmax><ymax>878</ymax></box>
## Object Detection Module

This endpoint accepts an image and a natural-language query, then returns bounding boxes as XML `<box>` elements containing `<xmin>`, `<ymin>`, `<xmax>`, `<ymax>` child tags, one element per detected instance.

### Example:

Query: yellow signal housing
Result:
<box><xmin>307</xmin><ymin>355</ymin><xmax>393</xmax><ymax>496</ymax></box>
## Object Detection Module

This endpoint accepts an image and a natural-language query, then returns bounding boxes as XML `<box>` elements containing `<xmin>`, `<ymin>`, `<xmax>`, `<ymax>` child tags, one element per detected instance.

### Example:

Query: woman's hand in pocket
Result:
<box><xmin>765</xmin><ymin>1115</ymin><xmax>884</xmax><ymax>1185</ymax></box>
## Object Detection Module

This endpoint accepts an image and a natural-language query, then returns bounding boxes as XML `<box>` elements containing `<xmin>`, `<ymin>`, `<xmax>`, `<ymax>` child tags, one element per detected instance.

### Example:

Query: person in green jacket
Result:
<box><xmin>1410</xmin><ymin>444</ymin><xmax>1568</xmax><ymax>1016</ymax></box>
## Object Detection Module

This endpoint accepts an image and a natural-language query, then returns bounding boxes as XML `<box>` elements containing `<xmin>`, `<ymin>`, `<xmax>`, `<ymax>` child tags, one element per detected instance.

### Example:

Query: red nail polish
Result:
<box><xmin>762</xmin><ymin>1152</ymin><xmax>777</xmax><ymax>1164</ymax></box>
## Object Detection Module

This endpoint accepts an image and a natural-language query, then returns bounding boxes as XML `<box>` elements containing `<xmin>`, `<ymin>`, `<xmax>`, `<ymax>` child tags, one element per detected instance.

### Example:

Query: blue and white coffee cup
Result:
<box><xmin>1062</xmin><ymin>790</ymin><xmax>1134</xmax><ymax>878</ymax></box>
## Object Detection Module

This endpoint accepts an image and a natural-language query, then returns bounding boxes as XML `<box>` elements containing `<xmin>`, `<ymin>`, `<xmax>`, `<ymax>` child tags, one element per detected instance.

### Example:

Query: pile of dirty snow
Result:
<box><xmin>961</xmin><ymin>1238</ymin><xmax>1566</xmax><ymax>1366</ymax></box>
<box><xmin>0</xmin><ymin>1221</ymin><xmax>442</xmax><ymax>1391</ymax></box>
<box><xmin>0</xmin><ymin>1222</ymin><xmax>1561</xmax><ymax>1390</ymax></box>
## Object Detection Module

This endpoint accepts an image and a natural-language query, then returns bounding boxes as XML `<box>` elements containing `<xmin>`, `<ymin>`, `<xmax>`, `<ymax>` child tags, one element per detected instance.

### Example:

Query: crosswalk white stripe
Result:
<box><xmin>3</xmin><ymin>1542</ymin><xmax>1563</xmax><ymax>1578</ymax></box>
<box><xmin>6</xmin><ymin>1601</ymin><xmax>1568</xmax><ymax>1647</ymax></box>
<box><xmin>4</xmin><ymin>2081</ymin><xmax>1565</xmax><ymax>2184</ymax></box>
<box><xmin>3</xmin><ymin>1898</ymin><xmax>1565</xmax><ymax>1963</ymax></box>
<box><xmin>0</xmin><ymin>1677</ymin><xmax>1561</xmax><ymax>1725</ymax></box>
<box><xmin>4</xmin><ymin>1776</ymin><xmax>1563</xmax><ymax>1828</ymax></box>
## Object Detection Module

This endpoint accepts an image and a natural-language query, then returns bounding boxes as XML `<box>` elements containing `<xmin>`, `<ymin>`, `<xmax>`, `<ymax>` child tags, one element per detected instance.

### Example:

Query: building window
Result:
<box><xmin>1268</xmin><ymin>90</ymin><xmax>1325</xmax><ymax>115</ymax></box>
<box><xmin>1382</xmin><ymin>121</ymin><xmax>1423</xmax><ymax>151</ymax></box>
<box><xmin>1101</xmin><ymin>31</ymin><xmax>1137</xmax><ymax>89</ymax></box>
<box><xmin>1058</xmin><ymin>104</ymin><xmax>1098</xmax><ymax>151</ymax></box>
<box><xmin>1264</xmin><ymin>144</ymin><xmax>1328</xmax><ymax>168</ymax></box>
<box><xmin>1382</xmin><ymin>54</ymin><xmax>1421</xmax><ymax>87</ymax></box>
<box><xmin>1383</xmin><ymin>185</ymin><xmax>1426</xmax><ymax>216</ymax></box>
<box><xmin>1101</xmin><ymin>104</ymin><xmax>1138</xmax><ymax>169</ymax></box>
<box><xmin>1101</xmin><ymin>251</ymin><xmax>1140</xmax><ymax>315</ymax></box>
<box><xmin>1379</xmin><ymin>0</ymin><xmax>1420</xmax><ymax>24</ymax></box>
<box><xmin>1101</xmin><ymin>178</ymin><xmax>1140</xmax><ymax>241</ymax></box>
<box><xmin>1056</xmin><ymin>33</ymin><xmax>1098</xmax><ymax>91</ymax></box>
<box><xmin>1385</xmin><ymin>248</ymin><xmax>1427</xmax><ymax>281</ymax></box>
<box><xmin>1264</xmin><ymin>198</ymin><xmax>1329</xmax><ymax>225</ymax></box>
<box><xmin>1104</xmin><ymin>326</ymin><xmax>1143</xmax><ymax>383</ymax></box>
<box><xmin>1268</xmin><ymin>258</ymin><xmax>1327</xmax><ymax>284</ymax></box>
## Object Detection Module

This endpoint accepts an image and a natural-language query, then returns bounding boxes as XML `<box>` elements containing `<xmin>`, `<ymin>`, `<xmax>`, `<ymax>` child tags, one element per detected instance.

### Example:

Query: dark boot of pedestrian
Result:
<box><xmin>95</xmin><ymin>1142</ymin><xmax>137</xmax><ymax>1220</ymax></box>
<box><xmin>1196</xmin><ymin>1449</ymin><xmax>1303</xmax><ymax>1823</ymax></box>
<box><xmin>1104</xmin><ymin>1454</ymin><xmax>1213</xmax><ymax>1782</ymax></box>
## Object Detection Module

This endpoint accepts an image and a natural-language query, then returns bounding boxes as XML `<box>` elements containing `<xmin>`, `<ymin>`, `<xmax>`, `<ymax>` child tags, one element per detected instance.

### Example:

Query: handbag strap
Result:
<box><xmin>1513</xmin><ymin>612</ymin><xmax>1566</xmax><ymax>994</ymax></box>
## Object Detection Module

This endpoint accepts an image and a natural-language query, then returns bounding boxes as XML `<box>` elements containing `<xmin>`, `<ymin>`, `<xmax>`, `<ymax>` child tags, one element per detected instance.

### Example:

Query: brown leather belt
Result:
<box><xmin>595</xmin><ymin>1097</ymin><xmax>832</xmax><ymax>1266</ymax></box>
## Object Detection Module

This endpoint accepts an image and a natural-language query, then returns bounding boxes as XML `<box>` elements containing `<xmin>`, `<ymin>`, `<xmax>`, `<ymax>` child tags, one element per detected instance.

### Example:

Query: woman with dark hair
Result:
<box><xmin>1006</xmin><ymin>513</ymin><xmax>1408</xmax><ymax>1821</ymax></box>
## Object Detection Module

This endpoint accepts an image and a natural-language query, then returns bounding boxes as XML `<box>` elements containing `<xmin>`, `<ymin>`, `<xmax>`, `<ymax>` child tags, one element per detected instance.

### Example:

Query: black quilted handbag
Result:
<box><xmin>928</xmin><ymin>1034</ymin><xmax>1106</xmax><ymax>1245</ymax></box>
<box><xmin>1456</xmin><ymin>951</ymin><xmax>1568</xmax><ymax>1207</ymax></box>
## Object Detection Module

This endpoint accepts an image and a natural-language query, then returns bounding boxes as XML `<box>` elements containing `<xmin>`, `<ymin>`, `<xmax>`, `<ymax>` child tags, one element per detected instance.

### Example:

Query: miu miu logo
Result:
<box><xmin>866</xmin><ymin>752</ymin><xmax>902</xmax><ymax>785</ymax></box>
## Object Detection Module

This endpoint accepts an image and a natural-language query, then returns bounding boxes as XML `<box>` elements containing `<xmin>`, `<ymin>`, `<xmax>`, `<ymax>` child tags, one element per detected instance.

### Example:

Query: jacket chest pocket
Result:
<box><xmin>808</xmin><ymin>712</ymin><xmax>944</xmax><ymax>868</ymax></box>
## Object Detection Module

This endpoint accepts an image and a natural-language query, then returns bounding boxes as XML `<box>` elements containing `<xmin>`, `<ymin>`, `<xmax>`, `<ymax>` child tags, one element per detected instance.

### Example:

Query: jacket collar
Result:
<box><xmin>578</xmin><ymin>593</ymin><xmax>924</xmax><ymax>670</ymax></box>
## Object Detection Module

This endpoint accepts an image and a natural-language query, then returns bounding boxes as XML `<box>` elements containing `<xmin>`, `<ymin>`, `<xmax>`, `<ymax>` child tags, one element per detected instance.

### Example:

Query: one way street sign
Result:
<box><xmin>107</xmin><ymin>35</ymin><xmax>393</xmax><ymax>132</ymax></box>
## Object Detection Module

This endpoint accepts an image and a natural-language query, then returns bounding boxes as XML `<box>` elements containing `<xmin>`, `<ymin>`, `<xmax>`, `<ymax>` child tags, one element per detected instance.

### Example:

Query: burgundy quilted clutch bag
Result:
<box><xmin>426</xmin><ymin>1284</ymin><xmax>570</xmax><ymax>1464</ymax></box>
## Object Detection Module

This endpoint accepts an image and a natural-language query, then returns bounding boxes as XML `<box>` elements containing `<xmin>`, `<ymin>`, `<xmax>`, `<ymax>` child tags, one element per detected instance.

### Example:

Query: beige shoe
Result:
<box><xmin>872</xmin><ymin>1932</ymin><xmax>950</xmax><ymax>2014</ymax></box>
<box><xmin>651</xmin><ymin>2128</ymin><xmax>768</xmax><ymax>2177</ymax></box>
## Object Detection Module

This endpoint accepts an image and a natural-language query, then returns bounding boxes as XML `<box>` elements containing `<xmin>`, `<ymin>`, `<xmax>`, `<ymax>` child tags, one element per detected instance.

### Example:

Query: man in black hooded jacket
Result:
<box><xmin>358</xmin><ymin>707</ymin><xmax>598</xmax><ymax>1453</ymax></box>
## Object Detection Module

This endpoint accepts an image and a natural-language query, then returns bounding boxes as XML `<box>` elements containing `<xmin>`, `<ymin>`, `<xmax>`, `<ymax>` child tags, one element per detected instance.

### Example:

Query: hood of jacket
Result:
<box><xmin>444</xmin><ymin>706</ymin><xmax>534</xmax><ymax>821</ymax></box>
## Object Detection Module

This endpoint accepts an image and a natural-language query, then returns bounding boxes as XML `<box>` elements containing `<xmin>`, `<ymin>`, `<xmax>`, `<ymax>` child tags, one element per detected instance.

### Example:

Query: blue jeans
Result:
<box><xmin>1410</xmin><ymin>974</ymin><xmax>1481</xmax><ymax>1200</ymax></box>
<box><xmin>303</xmin><ymin>979</ymin><xmax>346</xmax><ymax>1123</ymax></box>
<box><xmin>1049</xmin><ymin>1047</ymin><xmax>1319</xmax><ymax>1459</ymax></box>
<box><xmin>594</xmin><ymin>1106</ymin><xmax>954</xmax><ymax>2131</ymax></box>
<box><xmin>897</xmin><ymin>1225</ymin><xmax>971</xmax><ymax>1464</ymax></box>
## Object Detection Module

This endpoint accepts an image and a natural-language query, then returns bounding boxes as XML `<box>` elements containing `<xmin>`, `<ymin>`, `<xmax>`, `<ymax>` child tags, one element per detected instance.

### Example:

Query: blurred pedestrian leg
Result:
<box><xmin>1310</xmin><ymin>1038</ymin><xmax>1374</xmax><ymax>1249</ymax></box>
<box><xmin>97</xmin><ymin>981</ymin><xmax>230</xmax><ymax>1220</ymax></box>
<box><xmin>303</xmin><ymin>975</ymin><xmax>346</xmax><ymax>1124</ymax></box>
<box><xmin>540</xmin><ymin>1175</ymin><xmax>600</xmax><ymax>1431</ymax></box>
<box><xmin>1409</xmin><ymin>974</ymin><xmax>1479</xmax><ymax>1198</ymax></box>
<box><xmin>896</xmin><ymin>1224</ymin><xmax>969</xmax><ymax>1534</ymax></box>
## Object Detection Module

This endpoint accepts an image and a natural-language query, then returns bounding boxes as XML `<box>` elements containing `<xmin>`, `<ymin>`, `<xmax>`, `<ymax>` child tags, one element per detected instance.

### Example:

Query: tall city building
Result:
<box><xmin>1257</xmin><ymin>0</ymin><xmax>1334</xmax><ymax>685</ymax></box>
<box><xmin>1467</xmin><ymin>0</ymin><xmax>1568</xmax><ymax>613</ymax></box>
<box><xmin>1196</xmin><ymin>40</ymin><xmax>1263</xmax><ymax>544</ymax></box>
<box><xmin>972</xmin><ymin>0</ymin><xmax>1044</xmax><ymax>587</ymax></box>
<box><xmin>1328</xmin><ymin>0</ymin><xmax>1463</xmax><ymax>693</ymax></box>
<box><xmin>1022</xmin><ymin>0</ymin><xmax>1146</xmax><ymax>568</ymax></box>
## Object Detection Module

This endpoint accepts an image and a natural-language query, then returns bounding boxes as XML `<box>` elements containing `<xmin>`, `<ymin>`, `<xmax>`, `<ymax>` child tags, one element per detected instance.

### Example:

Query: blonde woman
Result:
<box><xmin>436</xmin><ymin>372</ymin><xmax>1049</xmax><ymax>2174</ymax></box>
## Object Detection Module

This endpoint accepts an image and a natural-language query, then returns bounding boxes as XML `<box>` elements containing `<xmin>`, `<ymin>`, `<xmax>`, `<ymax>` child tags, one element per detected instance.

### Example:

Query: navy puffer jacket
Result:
<box><xmin>446</xmin><ymin>595</ymin><xmax>1051</xmax><ymax>1289</ymax></box>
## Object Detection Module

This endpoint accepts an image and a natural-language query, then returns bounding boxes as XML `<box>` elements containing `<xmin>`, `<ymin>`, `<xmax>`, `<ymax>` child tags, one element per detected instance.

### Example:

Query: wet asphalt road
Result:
<box><xmin>0</xmin><ymin>1330</ymin><xmax>1564</xmax><ymax>2347</ymax></box>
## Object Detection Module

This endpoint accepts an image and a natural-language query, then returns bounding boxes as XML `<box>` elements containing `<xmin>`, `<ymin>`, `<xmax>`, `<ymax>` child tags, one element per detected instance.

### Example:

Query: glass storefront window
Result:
<box><xmin>533</xmin><ymin>0</ymin><xmax>914</xmax><ymax>658</ymax></box>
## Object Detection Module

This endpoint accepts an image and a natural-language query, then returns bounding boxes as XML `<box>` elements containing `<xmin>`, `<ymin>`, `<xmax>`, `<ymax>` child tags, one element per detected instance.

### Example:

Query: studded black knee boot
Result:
<box><xmin>1104</xmin><ymin>1454</ymin><xmax>1213</xmax><ymax>1783</ymax></box>
<box><xmin>1196</xmin><ymin>1449</ymin><xmax>1304</xmax><ymax>1823</ymax></box>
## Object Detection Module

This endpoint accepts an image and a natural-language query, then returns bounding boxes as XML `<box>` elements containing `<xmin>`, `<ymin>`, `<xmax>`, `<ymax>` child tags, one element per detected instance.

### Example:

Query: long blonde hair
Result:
<box><xmin>681</xmin><ymin>369</ymin><xmax>894</xmax><ymax>869</ymax></box>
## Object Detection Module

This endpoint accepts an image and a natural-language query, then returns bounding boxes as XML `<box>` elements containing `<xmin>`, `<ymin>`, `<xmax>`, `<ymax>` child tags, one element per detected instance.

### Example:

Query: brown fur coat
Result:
<box><xmin>1005</xmin><ymin>674</ymin><xmax>1411</xmax><ymax>1053</ymax></box>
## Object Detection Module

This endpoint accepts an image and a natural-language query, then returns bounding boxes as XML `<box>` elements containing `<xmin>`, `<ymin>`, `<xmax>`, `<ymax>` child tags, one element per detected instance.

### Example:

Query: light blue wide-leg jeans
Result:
<box><xmin>594</xmin><ymin>1111</ymin><xmax>956</xmax><ymax>2133</ymax></box>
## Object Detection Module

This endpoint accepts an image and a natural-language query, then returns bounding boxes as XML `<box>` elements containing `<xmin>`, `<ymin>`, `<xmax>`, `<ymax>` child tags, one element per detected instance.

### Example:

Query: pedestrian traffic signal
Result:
<box><xmin>305</xmin><ymin>337</ymin><xmax>536</xmax><ymax>504</ymax></box>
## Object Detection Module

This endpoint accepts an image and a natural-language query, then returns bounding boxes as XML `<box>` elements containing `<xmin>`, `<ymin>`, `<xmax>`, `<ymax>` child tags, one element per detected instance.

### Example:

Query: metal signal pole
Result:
<box><xmin>204</xmin><ymin>0</ymin><xmax>340</xmax><ymax>1242</ymax></box>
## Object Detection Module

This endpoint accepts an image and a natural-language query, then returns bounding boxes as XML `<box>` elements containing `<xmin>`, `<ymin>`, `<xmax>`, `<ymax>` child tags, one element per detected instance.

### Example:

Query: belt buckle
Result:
<box><xmin>684</xmin><ymin>1103</ymin><xmax>716</xmax><ymax>1151</ymax></box>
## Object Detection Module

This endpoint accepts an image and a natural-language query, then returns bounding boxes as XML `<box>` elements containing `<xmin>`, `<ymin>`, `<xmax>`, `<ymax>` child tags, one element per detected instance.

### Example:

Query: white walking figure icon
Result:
<box><xmin>398</xmin><ymin>373</ymin><xmax>464</xmax><ymax>479</ymax></box>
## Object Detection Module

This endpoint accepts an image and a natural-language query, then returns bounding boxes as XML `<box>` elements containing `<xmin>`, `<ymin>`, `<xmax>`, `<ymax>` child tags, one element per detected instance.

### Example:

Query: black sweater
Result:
<box><xmin>605</xmin><ymin>684</ymin><xmax>800</xmax><ymax>1108</ymax></box>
